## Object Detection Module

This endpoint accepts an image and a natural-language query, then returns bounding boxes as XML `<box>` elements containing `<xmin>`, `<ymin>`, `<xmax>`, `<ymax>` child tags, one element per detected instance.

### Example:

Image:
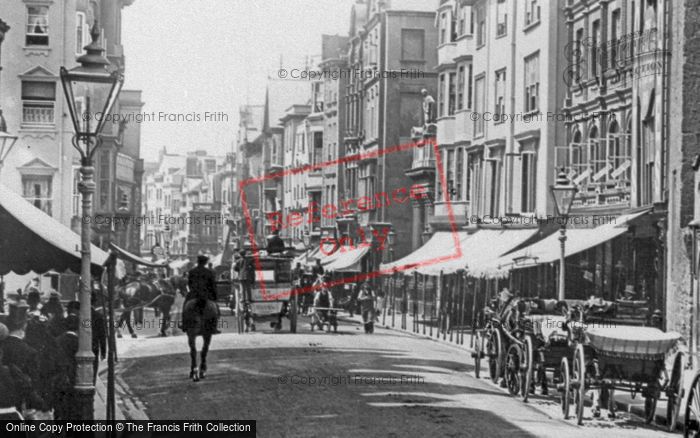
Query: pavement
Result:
<box><xmin>106</xmin><ymin>309</ymin><xmax>678</xmax><ymax>437</ymax></box>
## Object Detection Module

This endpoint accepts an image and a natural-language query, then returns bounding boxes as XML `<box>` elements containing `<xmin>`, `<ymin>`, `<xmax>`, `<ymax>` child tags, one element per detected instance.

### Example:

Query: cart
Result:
<box><xmin>508</xmin><ymin>299</ymin><xmax>577</xmax><ymax>403</ymax></box>
<box><xmin>560</xmin><ymin>324</ymin><xmax>683</xmax><ymax>429</ymax></box>
<box><xmin>234</xmin><ymin>253</ymin><xmax>298</xmax><ymax>333</ymax></box>
<box><xmin>472</xmin><ymin>298</ymin><xmax>520</xmax><ymax>385</ymax></box>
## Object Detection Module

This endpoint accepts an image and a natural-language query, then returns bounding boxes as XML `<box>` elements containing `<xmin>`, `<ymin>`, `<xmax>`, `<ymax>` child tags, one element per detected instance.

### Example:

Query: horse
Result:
<box><xmin>115</xmin><ymin>274</ymin><xmax>183</xmax><ymax>338</ymax></box>
<box><xmin>181</xmin><ymin>298</ymin><xmax>218</xmax><ymax>382</ymax></box>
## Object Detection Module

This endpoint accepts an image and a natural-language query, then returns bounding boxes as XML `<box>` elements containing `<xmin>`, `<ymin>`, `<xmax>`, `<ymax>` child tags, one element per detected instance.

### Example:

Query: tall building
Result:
<box><xmin>342</xmin><ymin>0</ymin><xmax>439</xmax><ymax>268</ymax></box>
<box><xmin>236</xmin><ymin>104</ymin><xmax>265</xmax><ymax>246</ymax></box>
<box><xmin>0</xmin><ymin>0</ymin><xmax>137</xmax><ymax>231</ymax></box>
<box><xmin>558</xmin><ymin>0</ymin><xmax>669</xmax><ymax>308</ymax></box>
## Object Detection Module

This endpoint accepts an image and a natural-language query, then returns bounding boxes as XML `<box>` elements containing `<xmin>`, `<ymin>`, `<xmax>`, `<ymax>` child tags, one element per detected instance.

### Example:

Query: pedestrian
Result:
<box><xmin>54</xmin><ymin>314</ymin><xmax>80</xmax><ymax>420</ymax></box>
<box><xmin>1</xmin><ymin>302</ymin><xmax>47</xmax><ymax>417</ymax></box>
<box><xmin>312</xmin><ymin>259</ymin><xmax>325</xmax><ymax>280</ymax></box>
<box><xmin>0</xmin><ymin>321</ymin><xmax>24</xmax><ymax>420</ymax></box>
<box><xmin>91</xmin><ymin>297</ymin><xmax>107</xmax><ymax>385</ymax></box>
<box><xmin>357</xmin><ymin>282</ymin><xmax>376</xmax><ymax>334</ymax></box>
<box><xmin>312</xmin><ymin>280</ymin><xmax>337</xmax><ymax>331</ymax></box>
<box><xmin>235</xmin><ymin>250</ymin><xmax>255</xmax><ymax>303</ymax></box>
<box><xmin>26</xmin><ymin>290</ymin><xmax>42</xmax><ymax>318</ymax></box>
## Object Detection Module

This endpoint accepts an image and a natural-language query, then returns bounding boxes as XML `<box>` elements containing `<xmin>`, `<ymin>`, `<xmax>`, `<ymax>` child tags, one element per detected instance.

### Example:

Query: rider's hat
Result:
<box><xmin>197</xmin><ymin>254</ymin><xmax>209</xmax><ymax>264</ymax></box>
<box><xmin>623</xmin><ymin>284</ymin><xmax>636</xmax><ymax>298</ymax></box>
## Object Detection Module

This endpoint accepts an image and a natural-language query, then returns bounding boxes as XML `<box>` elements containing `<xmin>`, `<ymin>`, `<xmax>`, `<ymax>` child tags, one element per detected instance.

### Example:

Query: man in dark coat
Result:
<box><xmin>1</xmin><ymin>303</ymin><xmax>46</xmax><ymax>413</ymax></box>
<box><xmin>183</xmin><ymin>255</ymin><xmax>219</xmax><ymax>333</ymax></box>
<box><xmin>54</xmin><ymin>315</ymin><xmax>79</xmax><ymax>420</ymax></box>
<box><xmin>266</xmin><ymin>230</ymin><xmax>285</xmax><ymax>254</ymax></box>
<box><xmin>235</xmin><ymin>250</ymin><xmax>255</xmax><ymax>303</ymax></box>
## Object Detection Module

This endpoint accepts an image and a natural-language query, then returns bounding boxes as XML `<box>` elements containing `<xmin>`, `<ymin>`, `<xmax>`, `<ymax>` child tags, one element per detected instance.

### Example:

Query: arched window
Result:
<box><xmin>589</xmin><ymin>125</ymin><xmax>603</xmax><ymax>178</ymax></box>
<box><xmin>571</xmin><ymin>128</ymin><xmax>583</xmax><ymax>174</ymax></box>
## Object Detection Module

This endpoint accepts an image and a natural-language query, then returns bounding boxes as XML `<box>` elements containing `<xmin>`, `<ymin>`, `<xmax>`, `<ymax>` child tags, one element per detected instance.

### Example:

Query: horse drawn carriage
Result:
<box><xmin>472</xmin><ymin>295</ymin><xmax>684</xmax><ymax>430</ymax></box>
<box><xmin>472</xmin><ymin>297</ymin><xmax>573</xmax><ymax>402</ymax></box>
<box><xmin>558</xmin><ymin>299</ymin><xmax>683</xmax><ymax>429</ymax></box>
<box><xmin>233</xmin><ymin>252</ymin><xmax>298</xmax><ymax>333</ymax></box>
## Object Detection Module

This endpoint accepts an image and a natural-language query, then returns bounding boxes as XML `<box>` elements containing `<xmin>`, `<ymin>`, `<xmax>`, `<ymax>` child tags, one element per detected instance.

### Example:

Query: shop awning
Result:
<box><xmin>0</xmin><ymin>183</ymin><xmax>109</xmax><ymax>276</ymax></box>
<box><xmin>380</xmin><ymin>231</ymin><xmax>471</xmax><ymax>275</ymax></box>
<box><xmin>169</xmin><ymin>258</ymin><xmax>191</xmax><ymax>271</ymax></box>
<box><xmin>417</xmin><ymin>228</ymin><xmax>539</xmax><ymax>278</ymax></box>
<box><xmin>109</xmin><ymin>243</ymin><xmax>169</xmax><ymax>269</ymax></box>
<box><xmin>486</xmin><ymin>209</ymin><xmax>651</xmax><ymax>276</ymax></box>
<box><xmin>325</xmin><ymin>245</ymin><xmax>370</xmax><ymax>273</ymax></box>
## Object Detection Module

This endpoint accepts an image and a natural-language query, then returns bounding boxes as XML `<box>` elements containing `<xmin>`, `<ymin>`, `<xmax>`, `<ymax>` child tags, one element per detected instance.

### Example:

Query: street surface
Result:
<box><xmin>114</xmin><ymin>313</ymin><xmax>676</xmax><ymax>438</ymax></box>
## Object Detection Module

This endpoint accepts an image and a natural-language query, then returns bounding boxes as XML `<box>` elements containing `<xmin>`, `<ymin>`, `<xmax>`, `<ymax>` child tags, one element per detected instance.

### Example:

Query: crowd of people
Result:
<box><xmin>0</xmin><ymin>280</ymin><xmax>106</xmax><ymax>420</ymax></box>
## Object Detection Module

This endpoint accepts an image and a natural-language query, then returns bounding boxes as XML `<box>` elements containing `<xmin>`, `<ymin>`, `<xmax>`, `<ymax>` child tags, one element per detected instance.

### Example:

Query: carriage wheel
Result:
<box><xmin>520</xmin><ymin>335</ymin><xmax>533</xmax><ymax>402</ymax></box>
<box><xmin>645</xmin><ymin>394</ymin><xmax>658</xmax><ymax>424</ymax></box>
<box><xmin>487</xmin><ymin>329</ymin><xmax>504</xmax><ymax>384</ymax></box>
<box><xmin>473</xmin><ymin>331</ymin><xmax>482</xmax><ymax>379</ymax></box>
<box><xmin>505</xmin><ymin>343</ymin><xmax>523</xmax><ymax>397</ymax></box>
<box><xmin>560</xmin><ymin>357</ymin><xmax>571</xmax><ymax>419</ymax></box>
<box><xmin>685</xmin><ymin>372</ymin><xmax>700</xmax><ymax>438</ymax></box>
<box><xmin>667</xmin><ymin>352</ymin><xmax>684</xmax><ymax>432</ymax></box>
<box><xmin>573</xmin><ymin>344</ymin><xmax>586</xmax><ymax>425</ymax></box>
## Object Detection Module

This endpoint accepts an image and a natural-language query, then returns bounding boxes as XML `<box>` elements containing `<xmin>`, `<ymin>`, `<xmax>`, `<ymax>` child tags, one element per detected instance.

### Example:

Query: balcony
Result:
<box><xmin>405</xmin><ymin>142</ymin><xmax>436</xmax><ymax>179</ymax></box>
<box><xmin>555</xmin><ymin>134</ymin><xmax>632</xmax><ymax>210</ymax></box>
<box><xmin>22</xmin><ymin>101</ymin><xmax>55</xmax><ymax>126</ymax></box>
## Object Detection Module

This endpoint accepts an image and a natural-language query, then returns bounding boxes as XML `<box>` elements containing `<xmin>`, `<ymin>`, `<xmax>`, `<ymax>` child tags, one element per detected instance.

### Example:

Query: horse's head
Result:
<box><xmin>167</xmin><ymin>275</ymin><xmax>188</xmax><ymax>297</ymax></box>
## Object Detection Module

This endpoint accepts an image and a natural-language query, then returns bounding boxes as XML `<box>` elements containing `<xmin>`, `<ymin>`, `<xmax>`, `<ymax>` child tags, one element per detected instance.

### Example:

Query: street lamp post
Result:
<box><xmin>60</xmin><ymin>24</ymin><xmax>124</xmax><ymax>420</ymax></box>
<box><xmin>549</xmin><ymin>169</ymin><xmax>578</xmax><ymax>301</ymax></box>
<box><xmin>0</xmin><ymin>110</ymin><xmax>18</xmax><ymax>176</ymax></box>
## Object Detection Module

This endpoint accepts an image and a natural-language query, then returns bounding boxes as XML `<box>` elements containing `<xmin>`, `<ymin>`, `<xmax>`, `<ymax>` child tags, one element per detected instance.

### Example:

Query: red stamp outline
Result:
<box><xmin>238</xmin><ymin>139</ymin><xmax>462</xmax><ymax>301</ymax></box>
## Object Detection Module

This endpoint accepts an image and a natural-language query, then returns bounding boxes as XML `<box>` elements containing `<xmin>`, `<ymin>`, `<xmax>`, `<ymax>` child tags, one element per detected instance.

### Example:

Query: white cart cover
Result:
<box><xmin>586</xmin><ymin>326</ymin><xmax>680</xmax><ymax>357</ymax></box>
<box><xmin>528</xmin><ymin>315</ymin><xmax>568</xmax><ymax>340</ymax></box>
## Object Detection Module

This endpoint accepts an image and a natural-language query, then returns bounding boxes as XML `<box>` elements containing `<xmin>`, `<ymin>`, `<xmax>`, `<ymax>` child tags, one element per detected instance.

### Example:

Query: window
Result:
<box><xmin>76</xmin><ymin>12</ymin><xmax>88</xmax><ymax>55</ymax></box>
<box><xmin>455</xmin><ymin>148</ymin><xmax>464</xmax><ymax>201</ymax></box>
<box><xmin>313</xmin><ymin>132</ymin><xmax>323</xmax><ymax>166</ymax></box>
<box><xmin>448</xmin><ymin>72</ymin><xmax>457</xmax><ymax>115</ymax></box>
<box><xmin>610</xmin><ymin>9</ymin><xmax>621</xmax><ymax>67</ymax></box>
<box><xmin>446</xmin><ymin>149</ymin><xmax>455</xmax><ymax>200</ymax></box>
<box><xmin>521</xmin><ymin>153</ymin><xmax>536</xmax><ymax>213</ymax></box>
<box><xmin>401</xmin><ymin>29</ymin><xmax>424</xmax><ymax>61</ymax></box>
<box><xmin>496</xmin><ymin>0</ymin><xmax>508</xmax><ymax>37</ymax></box>
<box><xmin>591</xmin><ymin>20</ymin><xmax>600</xmax><ymax>77</ymax></box>
<box><xmin>99</xmin><ymin>151</ymin><xmax>112</xmax><ymax>211</ymax></box>
<box><xmin>458</xmin><ymin>5</ymin><xmax>469</xmax><ymax>36</ymax></box>
<box><xmin>72</xmin><ymin>168</ymin><xmax>81</xmax><ymax>217</ymax></box>
<box><xmin>440</xmin><ymin>12</ymin><xmax>448</xmax><ymax>45</ymax></box>
<box><xmin>476</xmin><ymin>5</ymin><xmax>486</xmax><ymax>47</ymax></box>
<box><xmin>575</xmin><ymin>28</ymin><xmax>585</xmax><ymax>81</ymax></box>
<box><xmin>474</xmin><ymin>75</ymin><xmax>485</xmax><ymax>135</ymax></box>
<box><xmin>26</xmin><ymin>6</ymin><xmax>49</xmax><ymax>46</ymax></box>
<box><xmin>640</xmin><ymin>114</ymin><xmax>655</xmax><ymax>205</ymax></box>
<box><xmin>525</xmin><ymin>0</ymin><xmax>540</xmax><ymax>27</ymax></box>
<box><xmin>457</xmin><ymin>65</ymin><xmax>465</xmax><ymax>111</ymax></box>
<box><xmin>494</xmin><ymin>69</ymin><xmax>506</xmax><ymax>120</ymax></box>
<box><xmin>467</xmin><ymin>64</ymin><xmax>473</xmax><ymax>109</ymax></box>
<box><xmin>488</xmin><ymin>160</ymin><xmax>501</xmax><ymax>217</ymax></box>
<box><xmin>438</xmin><ymin>73</ymin><xmax>446</xmax><ymax>117</ymax></box>
<box><xmin>21</xmin><ymin>81</ymin><xmax>56</xmax><ymax>125</ymax></box>
<box><xmin>524</xmin><ymin>53</ymin><xmax>540</xmax><ymax>112</ymax></box>
<box><xmin>22</xmin><ymin>175</ymin><xmax>52</xmax><ymax>215</ymax></box>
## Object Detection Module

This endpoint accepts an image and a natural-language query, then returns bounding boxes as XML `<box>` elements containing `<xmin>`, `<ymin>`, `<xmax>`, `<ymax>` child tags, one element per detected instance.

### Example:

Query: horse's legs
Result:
<box><xmin>116</xmin><ymin>311</ymin><xmax>126</xmax><ymax>338</ymax></box>
<box><xmin>159</xmin><ymin>305</ymin><xmax>172</xmax><ymax>337</ymax></box>
<box><xmin>125</xmin><ymin>312</ymin><xmax>137</xmax><ymax>338</ymax></box>
<box><xmin>200</xmin><ymin>334</ymin><xmax>212</xmax><ymax>379</ymax></box>
<box><xmin>188</xmin><ymin>335</ymin><xmax>199</xmax><ymax>381</ymax></box>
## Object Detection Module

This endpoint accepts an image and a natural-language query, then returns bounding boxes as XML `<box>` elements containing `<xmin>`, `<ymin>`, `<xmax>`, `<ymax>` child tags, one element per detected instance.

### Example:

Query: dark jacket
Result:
<box><xmin>91</xmin><ymin>307</ymin><xmax>107</xmax><ymax>359</ymax></box>
<box><xmin>1</xmin><ymin>336</ymin><xmax>45</xmax><ymax>410</ymax></box>
<box><xmin>187</xmin><ymin>265</ymin><xmax>217</xmax><ymax>302</ymax></box>
<box><xmin>267</xmin><ymin>235</ymin><xmax>285</xmax><ymax>254</ymax></box>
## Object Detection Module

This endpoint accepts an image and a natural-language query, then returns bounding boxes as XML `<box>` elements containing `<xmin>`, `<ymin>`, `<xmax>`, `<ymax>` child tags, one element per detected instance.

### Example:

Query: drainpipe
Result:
<box><xmin>506</xmin><ymin>0</ymin><xmax>517</xmax><ymax>213</ymax></box>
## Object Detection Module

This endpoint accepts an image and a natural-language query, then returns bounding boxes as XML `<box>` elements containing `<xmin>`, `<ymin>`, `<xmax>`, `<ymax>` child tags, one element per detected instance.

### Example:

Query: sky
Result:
<box><xmin>122</xmin><ymin>0</ymin><xmax>355</xmax><ymax>162</ymax></box>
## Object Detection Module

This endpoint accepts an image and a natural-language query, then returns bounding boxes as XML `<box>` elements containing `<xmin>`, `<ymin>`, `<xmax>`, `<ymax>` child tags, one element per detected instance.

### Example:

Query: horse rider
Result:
<box><xmin>184</xmin><ymin>255</ymin><xmax>221</xmax><ymax>334</ymax></box>
<box><xmin>357</xmin><ymin>281</ymin><xmax>376</xmax><ymax>334</ymax></box>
